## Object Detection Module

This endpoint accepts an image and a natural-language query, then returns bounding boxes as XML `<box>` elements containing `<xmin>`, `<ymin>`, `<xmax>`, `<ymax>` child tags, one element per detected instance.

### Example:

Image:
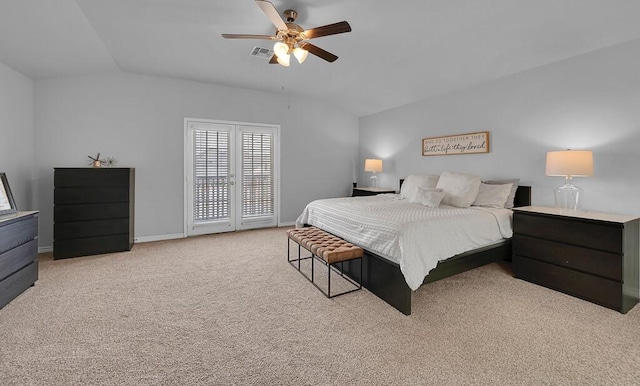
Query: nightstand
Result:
<box><xmin>352</xmin><ymin>187</ymin><xmax>396</xmax><ymax>197</ymax></box>
<box><xmin>512</xmin><ymin>206</ymin><xmax>639</xmax><ymax>313</ymax></box>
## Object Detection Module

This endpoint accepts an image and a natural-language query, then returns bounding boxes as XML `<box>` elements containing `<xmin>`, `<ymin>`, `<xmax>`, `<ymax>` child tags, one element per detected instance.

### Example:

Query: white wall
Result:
<box><xmin>34</xmin><ymin>72</ymin><xmax>358</xmax><ymax>248</ymax></box>
<box><xmin>0</xmin><ymin>62</ymin><xmax>34</xmax><ymax>211</ymax></box>
<box><xmin>359</xmin><ymin>38</ymin><xmax>640</xmax><ymax>217</ymax></box>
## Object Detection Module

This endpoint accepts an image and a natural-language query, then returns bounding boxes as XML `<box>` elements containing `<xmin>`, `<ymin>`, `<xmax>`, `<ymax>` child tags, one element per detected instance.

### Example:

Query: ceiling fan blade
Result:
<box><xmin>302</xmin><ymin>21</ymin><xmax>351</xmax><ymax>40</ymax></box>
<box><xmin>255</xmin><ymin>0</ymin><xmax>288</xmax><ymax>31</ymax></box>
<box><xmin>222</xmin><ymin>34</ymin><xmax>276</xmax><ymax>40</ymax></box>
<box><xmin>299</xmin><ymin>42</ymin><xmax>338</xmax><ymax>62</ymax></box>
<box><xmin>269</xmin><ymin>55</ymin><xmax>278</xmax><ymax>64</ymax></box>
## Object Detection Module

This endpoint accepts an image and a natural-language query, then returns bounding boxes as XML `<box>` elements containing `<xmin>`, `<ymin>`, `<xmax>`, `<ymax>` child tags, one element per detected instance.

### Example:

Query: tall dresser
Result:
<box><xmin>513</xmin><ymin>206</ymin><xmax>639</xmax><ymax>314</ymax></box>
<box><xmin>54</xmin><ymin>168</ymin><xmax>135</xmax><ymax>260</ymax></box>
<box><xmin>1</xmin><ymin>211</ymin><xmax>38</xmax><ymax>309</ymax></box>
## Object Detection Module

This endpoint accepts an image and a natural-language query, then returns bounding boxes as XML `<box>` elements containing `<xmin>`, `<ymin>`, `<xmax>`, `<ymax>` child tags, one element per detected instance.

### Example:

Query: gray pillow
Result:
<box><xmin>484</xmin><ymin>179</ymin><xmax>520</xmax><ymax>208</ymax></box>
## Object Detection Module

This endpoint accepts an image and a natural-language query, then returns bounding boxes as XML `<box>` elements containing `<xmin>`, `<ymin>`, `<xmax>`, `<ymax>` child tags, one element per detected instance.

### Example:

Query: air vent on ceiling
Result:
<box><xmin>249</xmin><ymin>46</ymin><xmax>274</xmax><ymax>60</ymax></box>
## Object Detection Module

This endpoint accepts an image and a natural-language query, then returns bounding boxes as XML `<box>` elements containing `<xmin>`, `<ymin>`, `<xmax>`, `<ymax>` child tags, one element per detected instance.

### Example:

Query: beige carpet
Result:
<box><xmin>1</xmin><ymin>227</ymin><xmax>639</xmax><ymax>385</ymax></box>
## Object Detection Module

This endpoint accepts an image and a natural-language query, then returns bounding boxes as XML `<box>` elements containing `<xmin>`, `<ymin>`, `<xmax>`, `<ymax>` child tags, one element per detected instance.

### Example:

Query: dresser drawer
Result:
<box><xmin>0</xmin><ymin>239</ymin><xmax>37</xmax><ymax>281</ymax></box>
<box><xmin>55</xmin><ymin>168</ymin><xmax>131</xmax><ymax>187</ymax></box>
<box><xmin>0</xmin><ymin>214</ymin><xmax>38</xmax><ymax>254</ymax></box>
<box><xmin>54</xmin><ymin>203</ymin><xmax>131</xmax><ymax>222</ymax></box>
<box><xmin>0</xmin><ymin>260</ymin><xmax>38</xmax><ymax>309</ymax></box>
<box><xmin>54</xmin><ymin>218</ymin><xmax>130</xmax><ymax>240</ymax></box>
<box><xmin>54</xmin><ymin>187</ymin><xmax>130</xmax><ymax>204</ymax></box>
<box><xmin>514</xmin><ymin>256</ymin><xmax>622</xmax><ymax>311</ymax></box>
<box><xmin>513</xmin><ymin>235</ymin><xmax>621</xmax><ymax>281</ymax></box>
<box><xmin>54</xmin><ymin>234</ymin><xmax>132</xmax><ymax>259</ymax></box>
<box><xmin>514</xmin><ymin>213</ymin><xmax>622</xmax><ymax>254</ymax></box>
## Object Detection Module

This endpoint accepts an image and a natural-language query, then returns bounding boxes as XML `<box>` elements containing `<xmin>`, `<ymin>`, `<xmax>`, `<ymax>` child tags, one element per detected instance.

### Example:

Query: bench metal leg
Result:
<box><xmin>287</xmin><ymin>235</ymin><xmax>362</xmax><ymax>299</ymax></box>
<box><xmin>311</xmin><ymin>250</ymin><xmax>315</xmax><ymax>284</ymax></box>
<box><xmin>327</xmin><ymin>261</ymin><xmax>331</xmax><ymax>297</ymax></box>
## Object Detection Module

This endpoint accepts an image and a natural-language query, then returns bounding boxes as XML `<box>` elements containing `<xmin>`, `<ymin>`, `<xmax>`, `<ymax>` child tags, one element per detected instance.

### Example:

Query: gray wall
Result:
<box><xmin>34</xmin><ymin>72</ymin><xmax>359</xmax><ymax>248</ymax></box>
<box><xmin>359</xmin><ymin>39</ymin><xmax>640</xmax><ymax>217</ymax></box>
<box><xmin>0</xmin><ymin>61</ymin><xmax>35</xmax><ymax>211</ymax></box>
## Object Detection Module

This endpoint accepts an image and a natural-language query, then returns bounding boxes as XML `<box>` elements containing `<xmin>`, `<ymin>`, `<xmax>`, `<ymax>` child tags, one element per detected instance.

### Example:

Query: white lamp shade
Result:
<box><xmin>273</xmin><ymin>42</ymin><xmax>289</xmax><ymax>59</ymax></box>
<box><xmin>276</xmin><ymin>54</ymin><xmax>290</xmax><ymax>67</ymax></box>
<box><xmin>546</xmin><ymin>150</ymin><xmax>593</xmax><ymax>177</ymax></box>
<box><xmin>293</xmin><ymin>47</ymin><xmax>308</xmax><ymax>63</ymax></box>
<box><xmin>364</xmin><ymin>159</ymin><xmax>383</xmax><ymax>173</ymax></box>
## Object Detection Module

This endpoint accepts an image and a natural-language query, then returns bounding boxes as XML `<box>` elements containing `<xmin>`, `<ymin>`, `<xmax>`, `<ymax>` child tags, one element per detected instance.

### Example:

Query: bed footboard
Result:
<box><xmin>341</xmin><ymin>240</ymin><xmax>512</xmax><ymax>315</ymax></box>
<box><xmin>342</xmin><ymin>252</ymin><xmax>412</xmax><ymax>315</ymax></box>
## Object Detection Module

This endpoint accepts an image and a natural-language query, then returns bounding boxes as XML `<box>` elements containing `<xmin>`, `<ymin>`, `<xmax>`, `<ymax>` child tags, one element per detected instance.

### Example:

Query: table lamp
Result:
<box><xmin>364</xmin><ymin>159</ymin><xmax>382</xmax><ymax>188</ymax></box>
<box><xmin>545</xmin><ymin>150</ymin><xmax>593</xmax><ymax>211</ymax></box>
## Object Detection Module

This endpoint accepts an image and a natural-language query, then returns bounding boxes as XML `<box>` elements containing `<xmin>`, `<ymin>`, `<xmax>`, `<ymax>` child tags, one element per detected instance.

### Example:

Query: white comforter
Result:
<box><xmin>295</xmin><ymin>194</ymin><xmax>513</xmax><ymax>290</ymax></box>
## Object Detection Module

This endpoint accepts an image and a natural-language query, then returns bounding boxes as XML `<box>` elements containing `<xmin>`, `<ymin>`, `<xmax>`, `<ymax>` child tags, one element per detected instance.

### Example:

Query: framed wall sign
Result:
<box><xmin>0</xmin><ymin>172</ymin><xmax>18</xmax><ymax>215</ymax></box>
<box><xmin>422</xmin><ymin>131</ymin><xmax>490</xmax><ymax>156</ymax></box>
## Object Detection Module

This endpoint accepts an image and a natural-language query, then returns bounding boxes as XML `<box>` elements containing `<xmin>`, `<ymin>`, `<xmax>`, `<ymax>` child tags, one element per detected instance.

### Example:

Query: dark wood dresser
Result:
<box><xmin>54</xmin><ymin>168</ymin><xmax>135</xmax><ymax>260</ymax></box>
<box><xmin>1</xmin><ymin>211</ymin><xmax>38</xmax><ymax>309</ymax></box>
<box><xmin>513</xmin><ymin>206</ymin><xmax>639</xmax><ymax>314</ymax></box>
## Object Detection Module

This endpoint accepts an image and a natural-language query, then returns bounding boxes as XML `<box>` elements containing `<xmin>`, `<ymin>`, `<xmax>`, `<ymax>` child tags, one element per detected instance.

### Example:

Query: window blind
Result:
<box><xmin>241</xmin><ymin>131</ymin><xmax>274</xmax><ymax>218</ymax></box>
<box><xmin>193</xmin><ymin>130</ymin><xmax>230</xmax><ymax>222</ymax></box>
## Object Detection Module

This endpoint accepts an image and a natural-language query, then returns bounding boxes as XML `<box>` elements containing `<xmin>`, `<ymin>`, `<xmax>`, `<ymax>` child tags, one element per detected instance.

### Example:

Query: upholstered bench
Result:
<box><xmin>287</xmin><ymin>227</ymin><xmax>363</xmax><ymax>298</ymax></box>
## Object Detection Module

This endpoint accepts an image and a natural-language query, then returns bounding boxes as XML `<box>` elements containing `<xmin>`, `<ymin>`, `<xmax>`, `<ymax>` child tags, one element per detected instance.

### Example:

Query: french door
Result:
<box><xmin>185</xmin><ymin>119</ymin><xmax>279</xmax><ymax>236</ymax></box>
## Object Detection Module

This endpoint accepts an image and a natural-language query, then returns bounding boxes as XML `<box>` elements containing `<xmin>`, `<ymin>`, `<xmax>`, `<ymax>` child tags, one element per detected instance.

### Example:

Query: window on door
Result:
<box><xmin>193</xmin><ymin>129</ymin><xmax>231</xmax><ymax>223</ymax></box>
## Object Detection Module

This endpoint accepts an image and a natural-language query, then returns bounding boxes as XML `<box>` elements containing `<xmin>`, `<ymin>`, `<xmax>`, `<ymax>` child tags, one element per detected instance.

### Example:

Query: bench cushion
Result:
<box><xmin>287</xmin><ymin>227</ymin><xmax>363</xmax><ymax>264</ymax></box>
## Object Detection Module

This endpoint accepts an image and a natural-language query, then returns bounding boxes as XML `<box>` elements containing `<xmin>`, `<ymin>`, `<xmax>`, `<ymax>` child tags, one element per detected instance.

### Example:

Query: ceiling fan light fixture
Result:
<box><xmin>293</xmin><ymin>47</ymin><xmax>308</xmax><ymax>64</ymax></box>
<box><xmin>273</xmin><ymin>41</ymin><xmax>289</xmax><ymax>59</ymax></box>
<box><xmin>277</xmin><ymin>54</ymin><xmax>290</xmax><ymax>67</ymax></box>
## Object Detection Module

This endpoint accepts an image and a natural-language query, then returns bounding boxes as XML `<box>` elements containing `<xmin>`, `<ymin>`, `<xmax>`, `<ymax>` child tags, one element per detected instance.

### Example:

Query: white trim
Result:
<box><xmin>39</xmin><ymin>227</ymin><xmax>300</xmax><ymax>253</ymax></box>
<box><xmin>39</xmin><ymin>234</ymin><xmax>187</xmax><ymax>253</ymax></box>
<box><xmin>134</xmin><ymin>233</ymin><xmax>186</xmax><ymax>243</ymax></box>
<box><xmin>184</xmin><ymin>117</ymin><xmax>279</xmax><ymax>128</ymax></box>
<box><xmin>183</xmin><ymin>119</ymin><xmax>189</xmax><ymax>238</ymax></box>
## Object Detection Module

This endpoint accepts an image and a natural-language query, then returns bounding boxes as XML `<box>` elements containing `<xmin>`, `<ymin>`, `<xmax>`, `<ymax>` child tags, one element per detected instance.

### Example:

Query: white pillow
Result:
<box><xmin>435</xmin><ymin>171</ymin><xmax>481</xmax><ymax>208</ymax></box>
<box><xmin>400</xmin><ymin>174</ymin><xmax>440</xmax><ymax>200</ymax></box>
<box><xmin>410</xmin><ymin>187</ymin><xmax>445</xmax><ymax>208</ymax></box>
<box><xmin>473</xmin><ymin>183</ymin><xmax>513</xmax><ymax>208</ymax></box>
<box><xmin>484</xmin><ymin>179</ymin><xmax>520</xmax><ymax>208</ymax></box>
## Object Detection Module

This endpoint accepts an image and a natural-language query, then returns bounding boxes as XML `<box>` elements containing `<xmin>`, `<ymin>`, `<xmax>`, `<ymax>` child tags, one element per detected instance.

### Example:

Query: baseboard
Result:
<box><xmin>278</xmin><ymin>221</ymin><xmax>296</xmax><ymax>227</ymax></box>
<box><xmin>134</xmin><ymin>233</ymin><xmax>185</xmax><ymax>243</ymax></box>
<box><xmin>39</xmin><ymin>228</ymin><xmax>289</xmax><ymax>253</ymax></box>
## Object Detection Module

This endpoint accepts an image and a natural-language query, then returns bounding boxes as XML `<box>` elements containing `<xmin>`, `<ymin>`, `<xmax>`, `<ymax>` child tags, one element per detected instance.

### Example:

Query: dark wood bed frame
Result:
<box><xmin>337</xmin><ymin>183</ymin><xmax>532</xmax><ymax>315</ymax></box>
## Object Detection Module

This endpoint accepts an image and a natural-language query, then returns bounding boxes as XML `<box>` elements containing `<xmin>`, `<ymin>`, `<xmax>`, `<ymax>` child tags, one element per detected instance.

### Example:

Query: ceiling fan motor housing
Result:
<box><xmin>284</xmin><ymin>9</ymin><xmax>297</xmax><ymax>23</ymax></box>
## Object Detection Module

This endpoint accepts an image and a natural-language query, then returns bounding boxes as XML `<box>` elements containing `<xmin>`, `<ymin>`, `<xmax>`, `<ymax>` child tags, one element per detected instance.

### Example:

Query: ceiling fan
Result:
<box><xmin>222</xmin><ymin>0</ymin><xmax>351</xmax><ymax>66</ymax></box>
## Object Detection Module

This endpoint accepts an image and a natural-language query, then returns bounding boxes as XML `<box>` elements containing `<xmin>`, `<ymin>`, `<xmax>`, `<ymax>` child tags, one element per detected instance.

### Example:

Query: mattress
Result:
<box><xmin>296</xmin><ymin>194</ymin><xmax>513</xmax><ymax>290</ymax></box>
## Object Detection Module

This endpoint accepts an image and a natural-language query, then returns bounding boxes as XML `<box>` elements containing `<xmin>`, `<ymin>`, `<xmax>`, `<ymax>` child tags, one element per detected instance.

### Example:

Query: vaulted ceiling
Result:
<box><xmin>2</xmin><ymin>0</ymin><xmax>640</xmax><ymax>117</ymax></box>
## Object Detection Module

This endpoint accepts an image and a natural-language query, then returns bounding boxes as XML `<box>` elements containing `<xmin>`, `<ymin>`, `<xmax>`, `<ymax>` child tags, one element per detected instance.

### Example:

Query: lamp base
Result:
<box><xmin>554</xmin><ymin>182</ymin><xmax>584</xmax><ymax>211</ymax></box>
<box><xmin>369</xmin><ymin>174</ymin><xmax>378</xmax><ymax>188</ymax></box>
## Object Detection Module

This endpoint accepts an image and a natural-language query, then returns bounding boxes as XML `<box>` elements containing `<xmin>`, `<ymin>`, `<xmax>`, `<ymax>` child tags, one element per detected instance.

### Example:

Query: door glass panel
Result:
<box><xmin>193</xmin><ymin>130</ymin><xmax>231</xmax><ymax>222</ymax></box>
<box><xmin>241</xmin><ymin>131</ymin><xmax>274</xmax><ymax>219</ymax></box>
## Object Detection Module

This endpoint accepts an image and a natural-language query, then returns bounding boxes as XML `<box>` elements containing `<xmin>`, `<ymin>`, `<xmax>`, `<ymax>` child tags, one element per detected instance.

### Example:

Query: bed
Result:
<box><xmin>296</xmin><ymin>175</ymin><xmax>531</xmax><ymax>315</ymax></box>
